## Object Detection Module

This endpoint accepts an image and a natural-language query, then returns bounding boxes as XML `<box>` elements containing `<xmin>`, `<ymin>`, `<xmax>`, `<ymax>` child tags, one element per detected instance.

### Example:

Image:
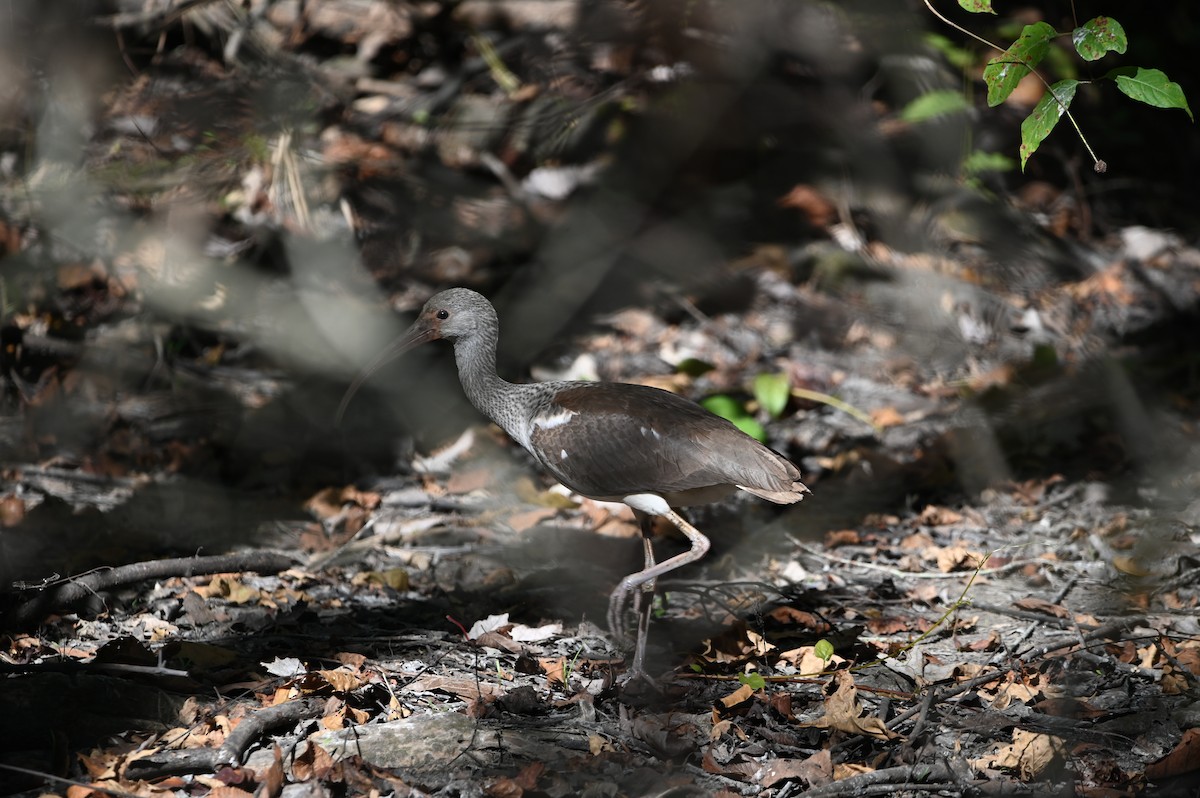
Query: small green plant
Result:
<box><xmin>814</xmin><ymin>638</ymin><xmax>835</xmax><ymax>666</ymax></box>
<box><xmin>701</xmin><ymin>372</ymin><xmax>792</xmax><ymax>442</ymax></box>
<box><xmin>737</xmin><ymin>672</ymin><xmax>767</xmax><ymax>691</ymax></box>
<box><xmin>560</xmin><ymin>647</ymin><xmax>583</xmax><ymax>686</ymax></box>
<box><xmin>753</xmin><ymin>372</ymin><xmax>791</xmax><ymax>419</ymax></box>
<box><xmin>923</xmin><ymin>1</ymin><xmax>1192</xmax><ymax>171</ymax></box>
<box><xmin>701</xmin><ymin>393</ymin><xmax>766</xmax><ymax>442</ymax></box>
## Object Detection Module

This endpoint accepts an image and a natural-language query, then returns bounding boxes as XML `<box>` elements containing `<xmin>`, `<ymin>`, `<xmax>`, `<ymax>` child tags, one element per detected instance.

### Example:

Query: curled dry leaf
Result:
<box><xmin>799</xmin><ymin>671</ymin><xmax>898</xmax><ymax>741</ymax></box>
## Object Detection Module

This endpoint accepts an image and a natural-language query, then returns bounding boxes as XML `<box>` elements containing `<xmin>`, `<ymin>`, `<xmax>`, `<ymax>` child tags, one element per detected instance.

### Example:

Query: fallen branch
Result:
<box><xmin>124</xmin><ymin>698</ymin><xmax>323</xmax><ymax>780</ymax></box>
<box><xmin>5</xmin><ymin>551</ymin><xmax>298</xmax><ymax>628</ymax></box>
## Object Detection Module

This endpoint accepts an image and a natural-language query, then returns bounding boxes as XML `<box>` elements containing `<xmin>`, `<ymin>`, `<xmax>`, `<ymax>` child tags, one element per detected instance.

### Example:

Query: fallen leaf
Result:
<box><xmin>1146</xmin><ymin>727</ymin><xmax>1200</xmax><ymax>780</ymax></box>
<box><xmin>971</xmin><ymin>729</ymin><xmax>1067</xmax><ymax>780</ymax></box>
<box><xmin>777</xmin><ymin>184</ymin><xmax>837</xmax><ymax>227</ymax></box>
<box><xmin>719</xmin><ymin>683</ymin><xmax>755</xmax><ymax>709</ymax></box>
<box><xmin>870</xmin><ymin>406</ymin><xmax>905</xmax><ymax>428</ymax></box>
<box><xmin>799</xmin><ymin>671</ymin><xmax>898</xmax><ymax>740</ymax></box>
<box><xmin>758</xmin><ymin>749</ymin><xmax>833</xmax><ymax>788</ymax></box>
<box><xmin>823</xmin><ymin>529</ymin><xmax>861</xmax><ymax>547</ymax></box>
<box><xmin>919</xmin><ymin>505</ymin><xmax>964</xmax><ymax>526</ymax></box>
<box><xmin>319</xmin><ymin>669</ymin><xmax>366</xmax><ymax>693</ymax></box>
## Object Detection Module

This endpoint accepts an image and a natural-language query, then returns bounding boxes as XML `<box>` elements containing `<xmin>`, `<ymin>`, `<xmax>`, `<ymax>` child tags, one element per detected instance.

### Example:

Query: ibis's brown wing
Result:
<box><xmin>527</xmin><ymin>383</ymin><xmax>804</xmax><ymax>504</ymax></box>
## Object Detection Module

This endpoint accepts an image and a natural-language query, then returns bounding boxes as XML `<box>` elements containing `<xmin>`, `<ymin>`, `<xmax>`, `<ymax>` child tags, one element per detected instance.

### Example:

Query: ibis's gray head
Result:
<box><xmin>335</xmin><ymin>288</ymin><xmax>499</xmax><ymax>425</ymax></box>
<box><xmin>408</xmin><ymin>287</ymin><xmax>497</xmax><ymax>345</ymax></box>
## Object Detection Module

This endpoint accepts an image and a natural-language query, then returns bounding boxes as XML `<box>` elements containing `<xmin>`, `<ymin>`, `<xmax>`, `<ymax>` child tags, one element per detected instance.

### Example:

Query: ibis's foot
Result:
<box><xmin>615</xmin><ymin>665</ymin><xmax>663</xmax><ymax>698</ymax></box>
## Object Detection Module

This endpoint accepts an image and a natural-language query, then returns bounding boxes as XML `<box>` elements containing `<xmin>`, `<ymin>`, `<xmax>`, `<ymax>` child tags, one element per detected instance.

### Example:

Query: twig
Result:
<box><xmin>791</xmin><ymin>540</ymin><xmax>1045</xmax><ymax>579</ymax></box>
<box><xmin>124</xmin><ymin>698</ymin><xmax>322</xmax><ymax>779</ymax></box>
<box><xmin>0</xmin><ymin>763</ymin><xmax>146</xmax><ymax>798</ymax></box>
<box><xmin>796</xmin><ymin>761</ymin><xmax>960</xmax><ymax>798</ymax></box>
<box><xmin>6</xmin><ymin>551</ymin><xmax>298</xmax><ymax>627</ymax></box>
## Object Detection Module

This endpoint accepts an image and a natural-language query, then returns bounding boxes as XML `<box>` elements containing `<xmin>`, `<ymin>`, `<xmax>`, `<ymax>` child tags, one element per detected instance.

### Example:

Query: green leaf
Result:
<box><xmin>1030</xmin><ymin>342</ymin><xmax>1058</xmax><ymax>369</ymax></box>
<box><xmin>1072</xmin><ymin>17</ymin><xmax>1127</xmax><ymax>61</ymax></box>
<box><xmin>899</xmin><ymin>89</ymin><xmax>971</xmax><ymax>123</ymax></box>
<box><xmin>753</xmin><ymin>372</ymin><xmax>791</xmax><ymax>419</ymax></box>
<box><xmin>1107</xmin><ymin>67</ymin><xmax>1194</xmax><ymax>122</ymax></box>
<box><xmin>1019</xmin><ymin>80</ymin><xmax>1079</xmax><ymax>170</ymax></box>
<box><xmin>814</xmin><ymin>639</ymin><xmax>835</xmax><ymax>662</ymax></box>
<box><xmin>924</xmin><ymin>33</ymin><xmax>974</xmax><ymax>70</ymax></box>
<box><xmin>732</xmin><ymin>416</ymin><xmax>766</xmax><ymax>442</ymax></box>
<box><xmin>982</xmin><ymin>21</ymin><xmax>1056</xmax><ymax>107</ymax></box>
<box><xmin>701</xmin><ymin>394</ymin><xmax>743</xmax><ymax>421</ymax></box>
<box><xmin>962</xmin><ymin>150</ymin><xmax>1017</xmax><ymax>176</ymax></box>
<box><xmin>957</xmin><ymin>0</ymin><xmax>994</xmax><ymax>12</ymax></box>
<box><xmin>738</xmin><ymin>672</ymin><xmax>767</xmax><ymax>691</ymax></box>
<box><xmin>676</xmin><ymin>357</ymin><xmax>715</xmax><ymax>377</ymax></box>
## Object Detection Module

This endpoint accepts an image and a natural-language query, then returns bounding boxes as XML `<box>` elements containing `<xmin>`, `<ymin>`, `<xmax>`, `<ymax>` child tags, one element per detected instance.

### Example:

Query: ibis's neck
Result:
<box><xmin>452</xmin><ymin>328</ymin><xmax>528</xmax><ymax>439</ymax></box>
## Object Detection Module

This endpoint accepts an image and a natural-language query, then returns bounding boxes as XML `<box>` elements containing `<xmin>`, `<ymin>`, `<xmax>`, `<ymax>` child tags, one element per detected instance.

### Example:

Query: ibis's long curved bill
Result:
<box><xmin>334</xmin><ymin>319</ymin><xmax>440</xmax><ymax>426</ymax></box>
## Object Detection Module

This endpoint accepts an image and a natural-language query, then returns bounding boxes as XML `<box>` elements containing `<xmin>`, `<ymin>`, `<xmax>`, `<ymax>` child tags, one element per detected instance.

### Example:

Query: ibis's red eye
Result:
<box><xmin>436</xmin><ymin>309</ymin><xmax>449</xmax><ymax>320</ymax></box>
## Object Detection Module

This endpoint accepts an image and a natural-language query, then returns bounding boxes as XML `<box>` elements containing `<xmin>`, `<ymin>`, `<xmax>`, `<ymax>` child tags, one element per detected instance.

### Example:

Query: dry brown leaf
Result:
<box><xmin>832</xmin><ymin>762</ymin><xmax>875</xmax><ymax>779</ymax></box>
<box><xmin>0</xmin><ymin>494</ymin><xmax>25</xmax><ymax>527</ymax></box>
<box><xmin>982</xmin><ymin>675</ymin><xmax>1040</xmax><ymax>710</ymax></box>
<box><xmin>319</xmin><ymin>669</ymin><xmax>366</xmax><ymax>693</ymax></box>
<box><xmin>291</xmin><ymin>735</ymin><xmax>337</xmax><ymax>781</ymax></box>
<box><xmin>971</xmin><ymin>729</ymin><xmax>1067</xmax><ymax>780</ymax></box>
<box><xmin>538</xmin><ymin>657</ymin><xmax>566</xmax><ymax>686</ymax></box>
<box><xmin>257</xmin><ymin>746</ymin><xmax>284</xmax><ymax>798</ymax></box>
<box><xmin>919</xmin><ymin>505</ymin><xmax>964</xmax><ymax>526</ymax></box>
<box><xmin>823</xmin><ymin>529</ymin><xmax>861</xmax><ymax>547</ymax></box>
<box><xmin>719</xmin><ymin>683</ymin><xmax>755</xmax><ymax>709</ymax></box>
<box><xmin>304</xmin><ymin>486</ymin><xmax>380</xmax><ymax>521</ymax></box>
<box><xmin>1111</xmin><ymin>554</ymin><xmax>1153</xmax><ymax>577</ymax></box>
<box><xmin>776</xmin><ymin>645</ymin><xmax>842</xmax><ymax>674</ymax></box>
<box><xmin>758</xmin><ymin>748</ymin><xmax>833</xmax><ymax>788</ymax></box>
<box><xmin>768</xmin><ymin>606</ymin><xmax>831</xmax><ymax>633</ymax></box>
<box><xmin>208</xmin><ymin>786</ymin><xmax>256</xmax><ymax>798</ymax></box>
<box><xmin>446</xmin><ymin>466</ymin><xmax>496</xmax><ymax>494</ymax></box>
<box><xmin>776</xmin><ymin>184</ymin><xmax>837</xmax><ymax>228</ymax></box>
<box><xmin>193</xmin><ymin>576</ymin><xmax>261</xmax><ymax>605</ymax></box>
<box><xmin>405</xmin><ymin>674</ymin><xmax>504</xmax><ymax>702</ymax></box>
<box><xmin>800</xmin><ymin>671</ymin><xmax>898</xmax><ymax>741</ymax></box>
<box><xmin>354</xmin><ymin>568</ymin><xmax>410</xmax><ymax>591</ymax></box>
<box><xmin>933</xmin><ymin>544</ymin><xmax>980</xmax><ymax>573</ymax></box>
<box><xmin>504</xmin><ymin>507</ymin><xmax>558</xmax><ymax>532</ymax></box>
<box><xmin>1032</xmin><ymin>697</ymin><xmax>1106</xmax><ymax>720</ymax></box>
<box><xmin>963</xmin><ymin>630</ymin><xmax>1002</xmax><ymax>652</ymax></box>
<box><xmin>899</xmin><ymin>532</ymin><xmax>934</xmax><ymax>550</ymax></box>
<box><xmin>866</xmin><ymin>617</ymin><xmax>911</xmax><ymax>635</ymax></box>
<box><xmin>870</xmin><ymin>406</ymin><xmax>905</xmax><ymax>428</ymax></box>
<box><xmin>1145</xmin><ymin>727</ymin><xmax>1200</xmax><ymax>780</ymax></box>
<box><xmin>1068</xmin><ymin>263</ymin><xmax>1135</xmax><ymax>306</ymax></box>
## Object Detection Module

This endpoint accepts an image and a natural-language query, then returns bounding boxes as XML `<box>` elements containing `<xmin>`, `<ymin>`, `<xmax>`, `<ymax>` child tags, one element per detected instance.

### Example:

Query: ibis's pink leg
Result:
<box><xmin>630</xmin><ymin>511</ymin><xmax>657</xmax><ymax>676</ymax></box>
<box><xmin>608</xmin><ymin>509</ymin><xmax>711</xmax><ymax>678</ymax></box>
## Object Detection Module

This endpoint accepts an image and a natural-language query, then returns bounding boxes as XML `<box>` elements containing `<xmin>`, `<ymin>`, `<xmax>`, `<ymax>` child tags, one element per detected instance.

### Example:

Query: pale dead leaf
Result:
<box><xmin>800</xmin><ymin>671</ymin><xmax>898</xmax><ymax>740</ymax></box>
<box><xmin>971</xmin><ymin>729</ymin><xmax>1066</xmax><ymax>780</ymax></box>
<box><xmin>719</xmin><ymin>683</ymin><xmax>755</xmax><ymax>709</ymax></box>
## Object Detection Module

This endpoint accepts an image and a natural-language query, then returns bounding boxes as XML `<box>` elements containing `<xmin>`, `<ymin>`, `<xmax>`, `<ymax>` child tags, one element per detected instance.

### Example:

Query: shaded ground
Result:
<box><xmin>2</xmin><ymin>1</ymin><xmax>1200</xmax><ymax>796</ymax></box>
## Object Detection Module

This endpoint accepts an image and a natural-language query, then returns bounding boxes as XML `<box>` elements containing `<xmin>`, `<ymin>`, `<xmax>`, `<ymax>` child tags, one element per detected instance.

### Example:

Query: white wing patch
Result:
<box><xmin>534</xmin><ymin>408</ymin><xmax>578</xmax><ymax>430</ymax></box>
<box><xmin>639</xmin><ymin>425</ymin><xmax>663</xmax><ymax>441</ymax></box>
<box><xmin>560</xmin><ymin>449</ymin><xmax>569</xmax><ymax>460</ymax></box>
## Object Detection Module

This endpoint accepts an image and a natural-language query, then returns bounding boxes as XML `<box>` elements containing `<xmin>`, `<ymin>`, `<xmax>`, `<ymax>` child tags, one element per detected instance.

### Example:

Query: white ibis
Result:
<box><xmin>338</xmin><ymin>288</ymin><xmax>808</xmax><ymax>678</ymax></box>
